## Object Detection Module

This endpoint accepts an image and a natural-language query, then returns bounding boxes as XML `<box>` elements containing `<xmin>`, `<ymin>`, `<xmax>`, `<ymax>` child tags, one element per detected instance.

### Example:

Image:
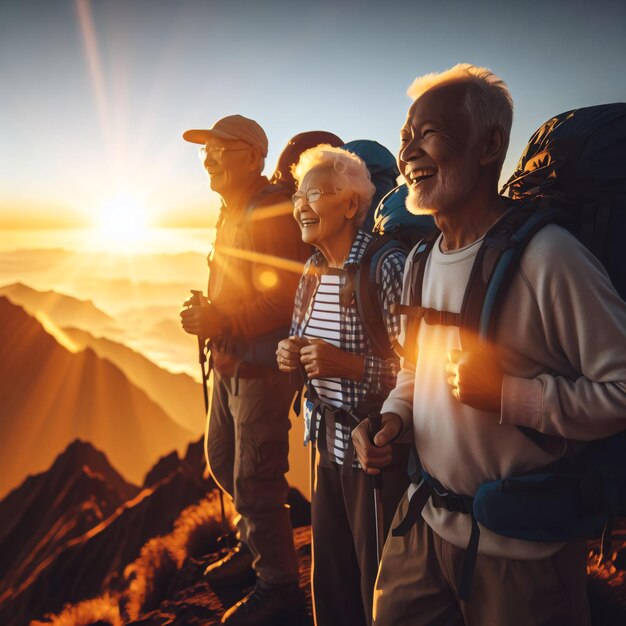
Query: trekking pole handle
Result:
<box><xmin>188</xmin><ymin>290</ymin><xmax>209</xmax><ymax>365</ymax></box>
<box><xmin>368</xmin><ymin>413</ymin><xmax>383</xmax><ymax>488</ymax></box>
<box><xmin>189</xmin><ymin>289</ymin><xmax>204</xmax><ymax>307</ymax></box>
<box><xmin>369</xmin><ymin>412</ymin><xmax>382</xmax><ymax>439</ymax></box>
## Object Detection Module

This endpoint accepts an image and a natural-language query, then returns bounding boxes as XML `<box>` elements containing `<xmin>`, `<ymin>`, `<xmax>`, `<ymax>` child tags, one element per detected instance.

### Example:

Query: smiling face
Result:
<box><xmin>201</xmin><ymin>135</ymin><xmax>254</xmax><ymax>197</ymax></box>
<box><xmin>399</xmin><ymin>82</ymin><xmax>481</xmax><ymax>216</ymax></box>
<box><xmin>292</xmin><ymin>167</ymin><xmax>353</xmax><ymax>249</ymax></box>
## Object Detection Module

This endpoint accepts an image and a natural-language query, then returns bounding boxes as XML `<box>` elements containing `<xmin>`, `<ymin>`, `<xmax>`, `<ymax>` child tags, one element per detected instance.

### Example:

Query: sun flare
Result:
<box><xmin>99</xmin><ymin>193</ymin><xmax>148</xmax><ymax>239</ymax></box>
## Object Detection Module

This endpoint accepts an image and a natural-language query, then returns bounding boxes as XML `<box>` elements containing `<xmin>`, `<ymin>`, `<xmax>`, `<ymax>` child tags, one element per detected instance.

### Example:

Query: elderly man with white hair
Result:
<box><xmin>352</xmin><ymin>64</ymin><xmax>626</xmax><ymax>625</ymax></box>
<box><xmin>277</xmin><ymin>145</ymin><xmax>409</xmax><ymax>626</ymax></box>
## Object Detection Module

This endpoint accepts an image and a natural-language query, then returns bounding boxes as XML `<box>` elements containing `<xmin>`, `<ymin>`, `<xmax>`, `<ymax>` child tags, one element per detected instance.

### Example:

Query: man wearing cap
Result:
<box><xmin>180</xmin><ymin>115</ymin><xmax>309</xmax><ymax>625</ymax></box>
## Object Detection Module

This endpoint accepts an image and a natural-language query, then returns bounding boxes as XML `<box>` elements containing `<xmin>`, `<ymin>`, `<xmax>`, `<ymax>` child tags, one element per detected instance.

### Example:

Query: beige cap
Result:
<box><xmin>183</xmin><ymin>114</ymin><xmax>268</xmax><ymax>157</ymax></box>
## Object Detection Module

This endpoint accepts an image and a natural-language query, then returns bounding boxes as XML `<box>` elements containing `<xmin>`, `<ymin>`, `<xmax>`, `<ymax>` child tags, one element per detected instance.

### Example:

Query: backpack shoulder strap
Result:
<box><xmin>294</xmin><ymin>258</ymin><xmax>323</xmax><ymax>329</ymax></box>
<box><xmin>459</xmin><ymin>199</ymin><xmax>564</xmax><ymax>347</ymax></box>
<box><xmin>354</xmin><ymin>235</ymin><xmax>408</xmax><ymax>360</ymax></box>
<box><xmin>460</xmin><ymin>199</ymin><xmax>567</xmax><ymax>455</ymax></box>
<box><xmin>391</xmin><ymin>232</ymin><xmax>439</xmax><ymax>367</ymax></box>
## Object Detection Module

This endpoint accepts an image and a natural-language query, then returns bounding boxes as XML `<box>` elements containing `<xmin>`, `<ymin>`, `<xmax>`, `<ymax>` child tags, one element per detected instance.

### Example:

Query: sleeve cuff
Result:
<box><xmin>381</xmin><ymin>397</ymin><xmax>413</xmax><ymax>438</ymax></box>
<box><xmin>500</xmin><ymin>375</ymin><xmax>543</xmax><ymax>430</ymax></box>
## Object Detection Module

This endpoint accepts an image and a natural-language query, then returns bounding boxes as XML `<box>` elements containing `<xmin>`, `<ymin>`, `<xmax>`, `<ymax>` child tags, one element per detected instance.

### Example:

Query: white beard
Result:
<box><xmin>406</xmin><ymin>162</ymin><xmax>476</xmax><ymax>216</ymax></box>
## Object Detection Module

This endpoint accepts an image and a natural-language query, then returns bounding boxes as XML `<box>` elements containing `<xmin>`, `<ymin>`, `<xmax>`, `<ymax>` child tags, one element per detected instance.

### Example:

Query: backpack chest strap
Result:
<box><xmin>391</xmin><ymin>303</ymin><xmax>461</xmax><ymax>327</ymax></box>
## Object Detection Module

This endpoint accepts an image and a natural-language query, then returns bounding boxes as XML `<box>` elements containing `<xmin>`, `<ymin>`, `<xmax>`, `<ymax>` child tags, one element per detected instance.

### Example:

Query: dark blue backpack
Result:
<box><xmin>473</xmin><ymin>103</ymin><xmax>626</xmax><ymax>548</ymax></box>
<box><xmin>393</xmin><ymin>103</ymin><xmax>626</xmax><ymax>598</ymax></box>
<box><xmin>503</xmin><ymin>102</ymin><xmax>626</xmax><ymax>299</ymax></box>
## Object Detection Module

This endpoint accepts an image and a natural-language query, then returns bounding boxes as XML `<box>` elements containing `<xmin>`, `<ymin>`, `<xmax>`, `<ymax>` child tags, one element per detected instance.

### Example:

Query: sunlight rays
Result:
<box><xmin>75</xmin><ymin>0</ymin><xmax>111</xmax><ymax>155</ymax></box>
<box><xmin>74</xmin><ymin>0</ymin><xmax>167</xmax><ymax>231</ymax></box>
<box><xmin>34</xmin><ymin>313</ymin><xmax>81</xmax><ymax>353</ymax></box>
<box><xmin>215</xmin><ymin>246</ymin><xmax>305</xmax><ymax>275</ymax></box>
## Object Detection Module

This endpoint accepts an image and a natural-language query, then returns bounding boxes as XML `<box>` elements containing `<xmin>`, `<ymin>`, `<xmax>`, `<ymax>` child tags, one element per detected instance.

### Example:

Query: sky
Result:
<box><xmin>1</xmin><ymin>0</ymin><xmax>625</xmax><ymax>230</ymax></box>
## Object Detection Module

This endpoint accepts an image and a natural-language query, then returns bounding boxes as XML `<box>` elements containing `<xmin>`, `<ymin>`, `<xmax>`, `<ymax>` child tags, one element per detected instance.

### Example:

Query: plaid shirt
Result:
<box><xmin>290</xmin><ymin>230</ymin><xmax>406</xmax><ymax>464</ymax></box>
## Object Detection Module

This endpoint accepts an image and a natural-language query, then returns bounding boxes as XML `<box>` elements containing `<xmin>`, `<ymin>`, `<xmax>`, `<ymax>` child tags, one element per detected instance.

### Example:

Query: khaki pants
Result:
<box><xmin>373</xmin><ymin>490</ymin><xmax>591</xmax><ymax>626</ymax></box>
<box><xmin>205</xmin><ymin>368</ymin><xmax>299</xmax><ymax>585</ymax></box>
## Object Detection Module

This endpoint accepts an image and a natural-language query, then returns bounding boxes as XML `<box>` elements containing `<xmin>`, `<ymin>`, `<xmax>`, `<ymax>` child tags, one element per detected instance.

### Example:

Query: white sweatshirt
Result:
<box><xmin>382</xmin><ymin>224</ymin><xmax>626</xmax><ymax>559</ymax></box>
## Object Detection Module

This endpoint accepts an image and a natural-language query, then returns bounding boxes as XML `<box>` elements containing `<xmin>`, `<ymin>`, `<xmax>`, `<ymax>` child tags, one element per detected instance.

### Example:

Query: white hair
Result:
<box><xmin>407</xmin><ymin>63</ymin><xmax>514</xmax><ymax>172</ymax></box>
<box><xmin>292</xmin><ymin>145</ymin><xmax>375</xmax><ymax>227</ymax></box>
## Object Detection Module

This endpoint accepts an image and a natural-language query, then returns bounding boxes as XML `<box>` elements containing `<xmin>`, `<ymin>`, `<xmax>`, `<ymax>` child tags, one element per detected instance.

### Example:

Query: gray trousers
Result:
<box><xmin>205</xmin><ymin>368</ymin><xmax>299</xmax><ymax>585</ymax></box>
<box><xmin>311</xmin><ymin>443</ymin><xmax>409</xmax><ymax>626</ymax></box>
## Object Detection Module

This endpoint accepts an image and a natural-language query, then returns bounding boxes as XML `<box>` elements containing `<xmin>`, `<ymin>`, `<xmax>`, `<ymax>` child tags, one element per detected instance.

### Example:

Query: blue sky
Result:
<box><xmin>1</xmin><ymin>0</ymin><xmax>625</xmax><ymax>228</ymax></box>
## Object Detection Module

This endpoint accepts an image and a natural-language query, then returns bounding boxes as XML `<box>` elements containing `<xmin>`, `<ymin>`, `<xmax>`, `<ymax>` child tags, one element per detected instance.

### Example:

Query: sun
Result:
<box><xmin>99</xmin><ymin>193</ymin><xmax>148</xmax><ymax>240</ymax></box>
<box><xmin>91</xmin><ymin>192</ymin><xmax>151</xmax><ymax>251</ymax></box>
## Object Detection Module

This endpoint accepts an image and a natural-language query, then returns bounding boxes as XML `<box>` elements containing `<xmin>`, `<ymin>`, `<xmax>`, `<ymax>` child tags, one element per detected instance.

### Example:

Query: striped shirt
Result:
<box><xmin>290</xmin><ymin>230</ymin><xmax>406</xmax><ymax>465</ymax></box>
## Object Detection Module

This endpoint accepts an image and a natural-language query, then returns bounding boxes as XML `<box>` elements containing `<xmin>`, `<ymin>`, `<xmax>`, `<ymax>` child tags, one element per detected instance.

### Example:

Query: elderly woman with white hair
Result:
<box><xmin>276</xmin><ymin>145</ymin><xmax>410</xmax><ymax>626</ymax></box>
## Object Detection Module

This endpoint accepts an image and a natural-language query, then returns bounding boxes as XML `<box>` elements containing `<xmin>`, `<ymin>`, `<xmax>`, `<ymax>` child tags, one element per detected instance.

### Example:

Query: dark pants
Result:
<box><xmin>205</xmin><ymin>368</ymin><xmax>299</xmax><ymax>585</ymax></box>
<box><xmin>310</xmin><ymin>442</ymin><xmax>409</xmax><ymax>626</ymax></box>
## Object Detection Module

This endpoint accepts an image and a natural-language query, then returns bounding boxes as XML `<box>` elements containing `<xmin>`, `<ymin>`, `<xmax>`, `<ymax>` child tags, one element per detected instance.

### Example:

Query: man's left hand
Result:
<box><xmin>445</xmin><ymin>348</ymin><xmax>503</xmax><ymax>412</ymax></box>
<box><xmin>300</xmin><ymin>338</ymin><xmax>365</xmax><ymax>380</ymax></box>
<box><xmin>180</xmin><ymin>303</ymin><xmax>221</xmax><ymax>338</ymax></box>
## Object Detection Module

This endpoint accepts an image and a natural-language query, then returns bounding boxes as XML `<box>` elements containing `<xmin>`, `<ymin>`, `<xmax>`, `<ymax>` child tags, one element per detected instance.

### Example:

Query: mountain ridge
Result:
<box><xmin>0</xmin><ymin>281</ymin><xmax>117</xmax><ymax>332</ymax></box>
<box><xmin>62</xmin><ymin>327</ymin><xmax>205</xmax><ymax>433</ymax></box>
<box><xmin>0</xmin><ymin>297</ymin><xmax>194</xmax><ymax>498</ymax></box>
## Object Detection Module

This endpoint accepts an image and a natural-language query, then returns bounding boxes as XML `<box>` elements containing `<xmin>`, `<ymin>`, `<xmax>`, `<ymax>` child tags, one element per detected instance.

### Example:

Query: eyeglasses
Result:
<box><xmin>292</xmin><ymin>187</ymin><xmax>337</xmax><ymax>208</ymax></box>
<box><xmin>198</xmin><ymin>145</ymin><xmax>251</xmax><ymax>161</ymax></box>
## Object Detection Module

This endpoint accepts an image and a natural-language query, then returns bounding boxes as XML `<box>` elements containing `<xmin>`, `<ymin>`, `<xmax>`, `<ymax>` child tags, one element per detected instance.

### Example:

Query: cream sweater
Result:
<box><xmin>382</xmin><ymin>224</ymin><xmax>626</xmax><ymax>559</ymax></box>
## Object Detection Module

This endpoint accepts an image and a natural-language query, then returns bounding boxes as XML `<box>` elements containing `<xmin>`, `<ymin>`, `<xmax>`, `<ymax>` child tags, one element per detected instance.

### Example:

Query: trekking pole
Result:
<box><xmin>190</xmin><ymin>290</ymin><xmax>229</xmax><ymax>546</ymax></box>
<box><xmin>368</xmin><ymin>412</ymin><xmax>386</xmax><ymax>564</ymax></box>
<box><xmin>197</xmin><ymin>335</ymin><xmax>209</xmax><ymax>414</ymax></box>
<box><xmin>190</xmin><ymin>291</ymin><xmax>210</xmax><ymax>414</ymax></box>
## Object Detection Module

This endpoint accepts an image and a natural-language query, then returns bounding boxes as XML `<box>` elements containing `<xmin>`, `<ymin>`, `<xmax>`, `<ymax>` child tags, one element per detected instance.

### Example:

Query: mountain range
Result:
<box><xmin>0</xmin><ymin>279</ymin><xmax>204</xmax><ymax>381</ymax></box>
<box><xmin>0</xmin><ymin>439</ymin><xmax>139</xmax><ymax>596</ymax></box>
<box><xmin>0</xmin><ymin>281</ymin><xmax>310</xmax><ymax>497</ymax></box>
<box><xmin>2</xmin><ymin>437</ymin><xmax>625</xmax><ymax>626</ymax></box>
